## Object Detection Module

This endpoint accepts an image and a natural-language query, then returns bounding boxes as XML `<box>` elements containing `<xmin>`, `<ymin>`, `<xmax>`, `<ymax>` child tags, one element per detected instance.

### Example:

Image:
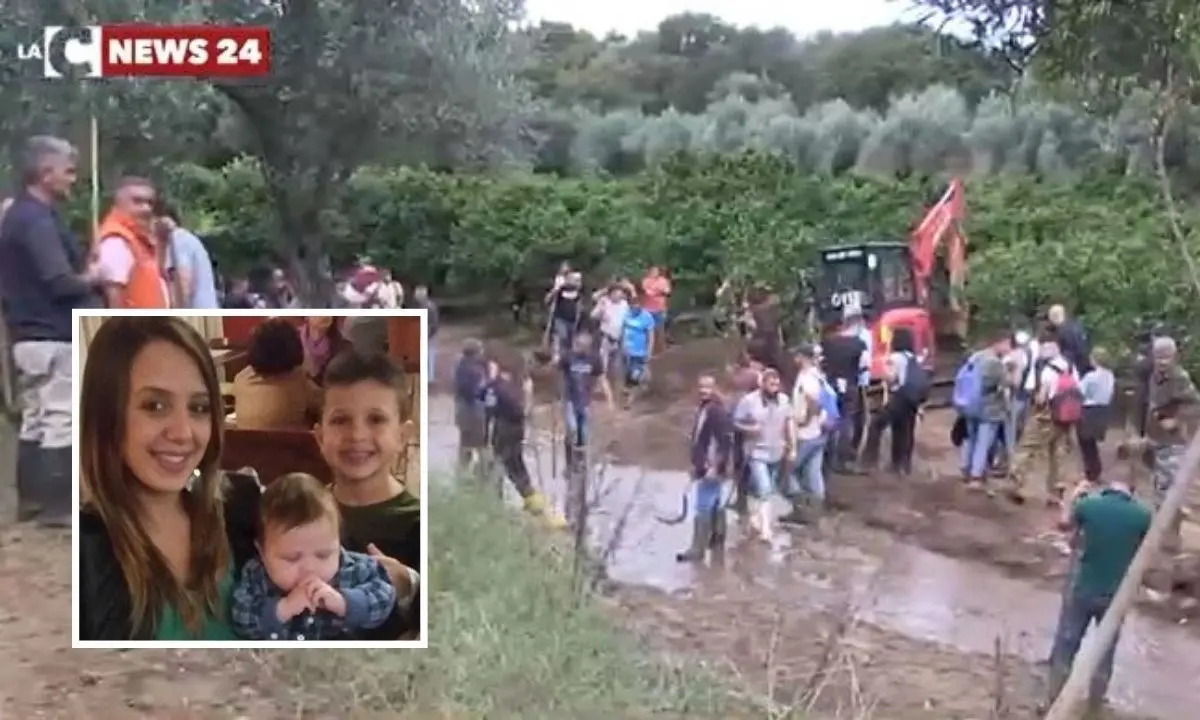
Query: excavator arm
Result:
<box><xmin>910</xmin><ymin>178</ymin><xmax>968</xmax><ymax>339</ymax></box>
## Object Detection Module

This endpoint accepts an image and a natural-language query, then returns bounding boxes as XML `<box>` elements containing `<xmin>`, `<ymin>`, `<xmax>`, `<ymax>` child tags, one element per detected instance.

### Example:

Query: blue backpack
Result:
<box><xmin>817</xmin><ymin>376</ymin><xmax>842</xmax><ymax>433</ymax></box>
<box><xmin>952</xmin><ymin>355</ymin><xmax>985</xmax><ymax>419</ymax></box>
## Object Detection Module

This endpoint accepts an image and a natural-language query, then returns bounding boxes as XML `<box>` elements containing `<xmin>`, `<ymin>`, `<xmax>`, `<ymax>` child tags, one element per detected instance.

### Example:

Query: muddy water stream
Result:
<box><xmin>425</xmin><ymin>396</ymin><xmax>1198</xmax><ymax>718</ymax></box>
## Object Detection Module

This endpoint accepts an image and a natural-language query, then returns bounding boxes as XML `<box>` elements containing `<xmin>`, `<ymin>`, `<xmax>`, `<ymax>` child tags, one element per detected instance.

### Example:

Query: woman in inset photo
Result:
<box><xmin>78</xmin><ymin>316</ymin><xmax>258</xmax><ymax>640</ymax></box>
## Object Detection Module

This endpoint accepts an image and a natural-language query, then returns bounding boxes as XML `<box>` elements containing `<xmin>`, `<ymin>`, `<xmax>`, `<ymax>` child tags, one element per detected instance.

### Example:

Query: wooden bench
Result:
<box><xmin>222</xmin><ymin>427</ymin><xmax>332</xmax><ymax>484</ymax></box>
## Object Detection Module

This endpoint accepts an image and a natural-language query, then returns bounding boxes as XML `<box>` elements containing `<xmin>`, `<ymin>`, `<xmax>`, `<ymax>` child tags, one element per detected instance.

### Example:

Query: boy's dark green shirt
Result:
<box><xmin>1071</xmin><ymin>489</ymin><xmax>1151</xmax><ymax>597</ymax></box>
<box><xmin>340</xmin><ymin>489</ymin><xmax>421</xmax><ymax>639</ymax></box>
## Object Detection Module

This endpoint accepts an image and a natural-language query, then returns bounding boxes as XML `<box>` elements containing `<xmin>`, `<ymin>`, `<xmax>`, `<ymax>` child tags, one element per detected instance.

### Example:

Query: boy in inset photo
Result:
<box><xmin>316</xmin><ymin>350</ymin><xmax>422</xmax><ymax>639</ymax></box>
<box><xmin>231</xmin><ymin>472</ymin><xmax>396</xmax><ymax>640</ymax></box>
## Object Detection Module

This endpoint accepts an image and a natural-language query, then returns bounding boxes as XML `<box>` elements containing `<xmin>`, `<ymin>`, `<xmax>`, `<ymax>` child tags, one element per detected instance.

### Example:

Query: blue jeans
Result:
<box><xmin>746</xmin><ymin>459</ymin><xmax>781</xmax><ymax>499</ymax></box>
<box><xmin>624</xmin><ymin>354</ymin><xmax>647</xmax><ymax>385</ymax></box>
<box><xmin>563</xmin><ymin>399</ymin><xmax>588</xmax><ymax>448</ymax></box>
<box><xmin>1048</xmin><ymin>589</ymin><xmax>1121</xmax><ymax>702</ymax></box>
<box><xmin>960</xmin><ymin>418</ymin><xmax>1000</xmax><ymax>478</ymax></box>
<box><xmin>789</xmin><ymin>437</ymin><xmax>826</xmax><ymax>501</ymax></box>
<box><xmin>693</xmin><ymin>474</ymin><xmax>724</xmax><ymax>515</ymax></box>
<box><xmin>1007</xmin><ymin>396</ymin><xmax>1029</xmax><ymax>456</ymax></box>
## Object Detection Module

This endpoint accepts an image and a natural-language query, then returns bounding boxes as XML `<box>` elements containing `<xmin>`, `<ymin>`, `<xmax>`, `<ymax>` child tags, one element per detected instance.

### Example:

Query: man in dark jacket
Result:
<box><xmin>0</xmin><ymin>136</ymin><xmax>102</xmax><ymax>526</ymax></box>
<box><xmin>820</xmin><ymin>316</ymin><xmax>869</xmax><ymax>473</ymax></box>
<box><xmin>676</xmin><ymin>374</ymin><xmax>733</xmax><ymax>563</ymax></box>
<box><xmin>453</xmin><ymin>339</ymin><xmax>487</xmax><ymax>473</ymax></box>
<box><xmin>1048</xmin><ymin>304</ymin><xmax>1091</xmax><ymax>374</ymax></box>
<box><xmin>481</xmin><ymin>357</ymin><xmax>566</xmax><ymax>529</ymax></box>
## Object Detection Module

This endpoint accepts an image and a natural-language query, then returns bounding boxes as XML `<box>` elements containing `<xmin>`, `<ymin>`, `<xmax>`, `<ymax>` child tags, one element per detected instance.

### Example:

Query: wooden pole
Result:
<box><xmin>1043</xmin><ymin>428</ymin><xmax>1200</xmax><ymax>720</ymax></box>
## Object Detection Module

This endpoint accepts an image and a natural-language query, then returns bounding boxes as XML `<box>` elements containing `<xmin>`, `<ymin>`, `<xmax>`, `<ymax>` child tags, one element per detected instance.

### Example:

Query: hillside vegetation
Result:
<box><xmin>163</xmin><ymin>153</ymin><xmax>1192</xmax><ymax>357</ymax></box>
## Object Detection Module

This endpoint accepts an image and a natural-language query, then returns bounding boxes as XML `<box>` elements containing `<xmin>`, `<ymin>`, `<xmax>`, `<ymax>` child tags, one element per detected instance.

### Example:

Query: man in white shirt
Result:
<box><xmin>376</xmin><ymin>269</ymin><xmax>403</xmax><ymax>308</ymax></box>
<box><xmin>1009</xmin><ymin>337</ymin><xmax>1075</xmax><ymax>504</ymax></box>
<box><xmin>782</xmin><ymin>344</ymin><xmax>828</xmax><ymax>524</ymax></box>
<box><xmin>591</xmin><ymin>283</ymin><xmax>629</xmax><ymax>379</ymax></box>
<box><xmin>156</xmin><ymin>206</ymin><xmax>219</xmax><ymax>308</ymax></box>
<box><xmin>733</xmin><ymin>368</ymin><xmax>793</xmax><ymax>541</ymax></box>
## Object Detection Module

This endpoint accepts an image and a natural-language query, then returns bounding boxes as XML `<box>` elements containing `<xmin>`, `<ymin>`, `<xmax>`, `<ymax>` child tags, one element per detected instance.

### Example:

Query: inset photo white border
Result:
<box><xmin>71</xmin><ymin>309</ymin><xmax>429</xmax><ymax>649</ymax></box>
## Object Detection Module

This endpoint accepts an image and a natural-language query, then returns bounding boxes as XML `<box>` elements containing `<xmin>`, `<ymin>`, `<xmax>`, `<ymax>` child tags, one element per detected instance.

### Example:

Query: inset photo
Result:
<box><xmin>72</xmin><ymin>310</ymin><xmax>427</xmax><ymax>648</ymax></box>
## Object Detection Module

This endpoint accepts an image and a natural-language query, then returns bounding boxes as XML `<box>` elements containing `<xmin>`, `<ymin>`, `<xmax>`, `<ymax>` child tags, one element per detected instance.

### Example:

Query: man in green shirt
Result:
<box><xmin>1046</xmin><ymin>477</ymin><xmax>1151</xmax><ymax>711</ymax></box>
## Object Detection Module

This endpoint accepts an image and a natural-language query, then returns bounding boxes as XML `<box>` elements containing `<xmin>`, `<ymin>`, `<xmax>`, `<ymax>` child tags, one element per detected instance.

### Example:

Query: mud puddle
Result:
<box><xmin>425</xmin><ymin>396</ymin><xmax>1199</xmax><ymax>718</ymax></box>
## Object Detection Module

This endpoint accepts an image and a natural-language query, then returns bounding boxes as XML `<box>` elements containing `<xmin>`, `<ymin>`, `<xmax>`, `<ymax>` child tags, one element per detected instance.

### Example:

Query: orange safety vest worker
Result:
<box><xmin>94</xmin><ymin>211</ymin><xmax>169</xmax><ymax>308</ymax></box>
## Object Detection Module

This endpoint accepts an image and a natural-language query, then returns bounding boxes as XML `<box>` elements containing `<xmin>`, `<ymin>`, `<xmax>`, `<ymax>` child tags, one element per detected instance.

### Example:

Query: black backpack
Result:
<box><xmin>898</xmin><ymin>352</ymin><xmax>931</xmax><ymax>405</ymax></box>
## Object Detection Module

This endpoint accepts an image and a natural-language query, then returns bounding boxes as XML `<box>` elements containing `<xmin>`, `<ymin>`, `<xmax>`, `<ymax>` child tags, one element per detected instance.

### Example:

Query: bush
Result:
<box><xmin>167</xmin><ymin>152</ymin><xmax>1196</xmax><ymax>359</ymax></box>
<box><xmin>274</xmin><ymin>479</ymin><xmax>730</xmax><ymax>715</ymax></box>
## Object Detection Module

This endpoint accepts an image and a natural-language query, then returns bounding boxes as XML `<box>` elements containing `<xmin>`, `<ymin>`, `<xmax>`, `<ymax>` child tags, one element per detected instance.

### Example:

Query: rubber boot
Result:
<box><xmin>523</xmin><ymin>491</ymin><xmax>567</xmax><ymax>530</ymax></box>
<box><xmin>676</xmin><ymin>513</ymin><xmax>712</xmax><ymax>562</ymax></box>
<box><xmin>731</xmin><ymin>471</ymin><xmax>749</xmax><ymax>519</ymax></box>
<box><xmin>16</xmin><ymin>440</ymin><xmax>43</xmax><ymax>522</ymax></box>
<box><xmin>35</xmin><ymin>446</ymin><xmax>72</xmax><ymax>528</ymax></box>
<box><xmin>709</xmin><ymin>510</ymin><xmax>727</xmax><ymax>565</ymax></box>
<box><xmin>778</xmin><ymin>496</ymin><xmax>810</xmax><ymax>526</ymax></box>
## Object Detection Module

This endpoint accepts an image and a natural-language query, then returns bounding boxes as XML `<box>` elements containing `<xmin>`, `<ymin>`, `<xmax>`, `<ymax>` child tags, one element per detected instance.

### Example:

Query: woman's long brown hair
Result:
<box><xmin>80</xmin><ymin>317</ymin><xmax>228</xmax><ymax>636</ymax></box>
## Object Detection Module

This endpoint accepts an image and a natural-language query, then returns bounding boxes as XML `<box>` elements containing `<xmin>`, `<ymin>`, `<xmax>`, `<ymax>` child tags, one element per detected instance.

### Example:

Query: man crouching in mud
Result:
<box><xmin>677</xmin><ymin>374</ymin><xmax>733</xmax><ymax>563</ymax></box>
<box><xmin>482</xmin><ymin>355</ymin><xmax>567</xmax><ymax>529</ymax></box>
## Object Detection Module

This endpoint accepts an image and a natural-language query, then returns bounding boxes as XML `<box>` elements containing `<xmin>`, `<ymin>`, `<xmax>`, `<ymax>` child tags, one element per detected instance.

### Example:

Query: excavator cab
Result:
<box><xmin>813</xmin><ymin>242</ymin><xmax>918</xmax><ymax>327</ymax></box>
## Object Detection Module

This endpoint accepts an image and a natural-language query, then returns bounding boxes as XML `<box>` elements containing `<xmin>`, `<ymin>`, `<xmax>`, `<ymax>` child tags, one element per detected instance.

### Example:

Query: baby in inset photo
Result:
<box><xmin>231</xmin><ymin>472</ymin><xmax>396</xmax><ymax>641</ymax></box>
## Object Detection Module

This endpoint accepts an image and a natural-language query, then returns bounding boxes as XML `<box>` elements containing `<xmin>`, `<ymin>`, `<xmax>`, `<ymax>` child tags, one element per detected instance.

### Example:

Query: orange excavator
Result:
<box><xmin>812</xmin><ymin>178</ymin><xmax>968</xmax><ymax>383</ymax></box>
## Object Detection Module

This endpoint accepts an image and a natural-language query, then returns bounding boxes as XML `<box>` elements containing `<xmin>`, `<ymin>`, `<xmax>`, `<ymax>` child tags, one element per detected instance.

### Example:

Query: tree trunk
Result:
<box><xmin>1043</xmin><ymin>429</ymin><xmax>1200</xmax><ymax>720</ymax></box>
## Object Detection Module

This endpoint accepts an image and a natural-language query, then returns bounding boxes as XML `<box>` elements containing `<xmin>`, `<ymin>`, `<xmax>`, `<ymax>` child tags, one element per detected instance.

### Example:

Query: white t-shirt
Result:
<box><xmin>596</xmin><ymin>297</ymin><xmax>629</xmax><ymax>340</ymax></box>
<box><xmin>376</xmin><ymin>281</ymin><xmax>403</xmax><ymax>309</ymax></box>
<box><xmin>793</xmin><ymin>368</ymin><xmax>825</xmax><ymax>441</ymax></box>
<box><xmin>95</xmin><ymin>235</ymin><xmax>170</xmax><ymax>305</ymax></box>
<box><xmin>1039</xmin><ymin>357</ymin><xmax>1076</xmax><ymax>400</ymax></box>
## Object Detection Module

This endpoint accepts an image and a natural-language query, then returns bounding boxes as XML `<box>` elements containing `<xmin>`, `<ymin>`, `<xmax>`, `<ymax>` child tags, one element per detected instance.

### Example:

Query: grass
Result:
<box><xmin>270</xmin><ymin>476</ymin><xmax>733</xmax><ymax>717</ymax></box>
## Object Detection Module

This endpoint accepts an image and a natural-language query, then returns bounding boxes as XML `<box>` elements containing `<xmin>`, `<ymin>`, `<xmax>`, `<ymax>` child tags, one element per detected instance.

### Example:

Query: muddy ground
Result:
<box><xmin>447</xmin><ymin>323</ymin><xmax>1200</xmax><ymax>629</ymax></box>
<box><xmin>0</xmin><ymin>320</ymin><xmax>1192</xmax><ymax>718</ymax></box>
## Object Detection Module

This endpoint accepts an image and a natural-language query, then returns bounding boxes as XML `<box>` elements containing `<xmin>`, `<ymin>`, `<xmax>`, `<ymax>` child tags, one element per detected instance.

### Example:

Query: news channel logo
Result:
<box><xmin>43</xmin><ymin>26</ymin><xmax>102</xmax><ymax>79</ymax></box>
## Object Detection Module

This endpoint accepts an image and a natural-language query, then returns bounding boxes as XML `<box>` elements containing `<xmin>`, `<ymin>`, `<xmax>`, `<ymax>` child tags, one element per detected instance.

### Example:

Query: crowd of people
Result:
<box><xmin>2</xmin><ymin>130</ymin><xmax>1195</xmax><ymax>691</ymax></box>
<box><xmin>452</xmin><ymin>260</ymin><xmax>1196</xmax><ymax>713</ymax></box>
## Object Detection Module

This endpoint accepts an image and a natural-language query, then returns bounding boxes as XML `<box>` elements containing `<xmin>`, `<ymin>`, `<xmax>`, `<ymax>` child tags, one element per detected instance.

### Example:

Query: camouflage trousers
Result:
<box><xmin>1150</xmin><ymin>444</ymin><xmax>1185</xmax><ymax>551</ymax></box>
<box><xmin>1151</xmin><ymin>444</ymin><xmax>1183</xmax><ymax>509</ymax></box>
<box><xmin>1008</xmin><ymin>412</ymin><xmax>1068</xmax><ymax>500</ymax></box>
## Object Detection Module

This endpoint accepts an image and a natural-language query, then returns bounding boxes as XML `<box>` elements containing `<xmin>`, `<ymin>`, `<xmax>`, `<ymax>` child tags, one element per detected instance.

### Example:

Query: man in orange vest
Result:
<box><xmin>94</xmin><ymin>177</ymin><xmax>170</xmax><ymax>308</ymax></box>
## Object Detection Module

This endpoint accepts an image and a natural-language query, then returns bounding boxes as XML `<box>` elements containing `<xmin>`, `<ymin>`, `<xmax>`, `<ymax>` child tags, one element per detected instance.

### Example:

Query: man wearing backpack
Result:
<box><xmin>997</xmin><ymin>329</ymin><xmax>1039</xmax><ymax>469</ymax></box>
<box><xmin>955</xmin><ymin>334</ymin><xmax>1010</xmax><ymax>490</ymax></box>
<box><xmin>862</xmin><ymin>328</ymin><xmax>928</xmax><ymax>475</ymax></box>
<box><xmin>1009</xmin><ymin>336</ymin><xmax>1082</xmax><ymax>504</ymax></box>
<box><xmin>782</xmin><ymin>344</ymin><xmax>832</xmax><ymax>524</ymax></box>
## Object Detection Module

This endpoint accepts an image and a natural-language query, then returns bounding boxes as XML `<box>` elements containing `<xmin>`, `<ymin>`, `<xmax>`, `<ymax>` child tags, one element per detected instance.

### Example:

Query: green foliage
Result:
<box><xmin>171</xmin><ymin>152</ymin><xmax>1195</xmax><ymax>353</ymax></box>
<box><xmin>277</xmin><ymin>478</ymin><xmax>731</xmax><ymax>715</ymax></box>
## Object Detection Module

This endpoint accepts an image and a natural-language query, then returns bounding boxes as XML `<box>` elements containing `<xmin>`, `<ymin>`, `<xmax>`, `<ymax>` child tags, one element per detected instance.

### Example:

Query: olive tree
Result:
<box><xmin>4</xmin><ymin>0</ymin><xmax>534</xmax><ymax>300</ymax></box>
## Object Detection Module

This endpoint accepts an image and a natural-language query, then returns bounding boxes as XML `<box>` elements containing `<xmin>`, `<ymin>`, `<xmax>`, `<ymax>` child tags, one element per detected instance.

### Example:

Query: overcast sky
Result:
<box><xmin>522</xmin><ymin>0</ymin><xmax>929</xmax><ymax>38</ymax></box>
